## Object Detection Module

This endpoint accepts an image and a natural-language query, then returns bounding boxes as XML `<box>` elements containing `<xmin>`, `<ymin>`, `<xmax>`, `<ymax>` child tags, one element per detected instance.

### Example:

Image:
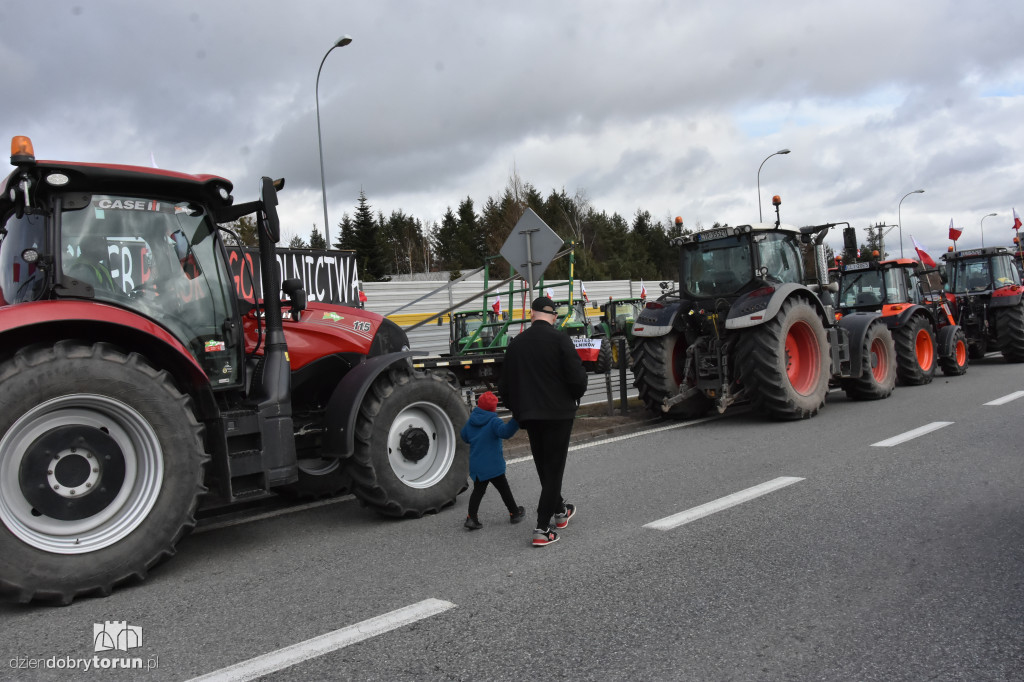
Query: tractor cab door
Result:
<box><xmin>57</xmin><ymin>194</ymin><xmax>243</xmax><ymax>387</ymax></box>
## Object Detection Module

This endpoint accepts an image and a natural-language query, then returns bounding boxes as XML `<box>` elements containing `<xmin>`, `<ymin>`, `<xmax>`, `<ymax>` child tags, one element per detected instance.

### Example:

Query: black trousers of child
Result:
<box><xmin>525</xmin><ymin>418</ymin><xmax>574</xmax><ymax>529</ymax></box>
<box><xmin>468</xmin><ymin>474</ymin><xmax>517</xmax><ymax>519</ymax></box>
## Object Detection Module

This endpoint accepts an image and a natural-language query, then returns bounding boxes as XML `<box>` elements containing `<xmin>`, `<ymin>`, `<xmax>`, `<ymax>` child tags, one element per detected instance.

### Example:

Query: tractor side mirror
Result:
<box><xmin>281</xmin><ymin>277</ymin><xmax>306</xmax><ymax>321</ymax></box>
<box><xmin>258</xmin><ymin>176</ymin><xmax>283</xmax><ymax>243</ymax></box>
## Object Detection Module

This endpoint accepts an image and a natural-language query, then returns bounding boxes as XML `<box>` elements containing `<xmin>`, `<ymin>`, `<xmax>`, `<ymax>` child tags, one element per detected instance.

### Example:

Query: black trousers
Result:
<box><xmin>468</xmin><ymin>474</ymin><xmax>518</xmax><ymax>519</ymax></box>
<box><xmin>525</xmin><ymin>419</ymin><xmax>574</xmax><ymax>529</ymax></box>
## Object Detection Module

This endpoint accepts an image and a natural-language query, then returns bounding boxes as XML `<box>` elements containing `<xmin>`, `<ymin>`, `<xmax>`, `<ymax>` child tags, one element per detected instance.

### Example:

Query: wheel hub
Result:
<box><xmin>19</xmin><ymin>425</ymin><xmax>125</xmax><ymax>521</ymax></box>
<box><xmin>398</xmin><ymin>426</ymin><xmax>431</xmax><ymax>462</ymax></box>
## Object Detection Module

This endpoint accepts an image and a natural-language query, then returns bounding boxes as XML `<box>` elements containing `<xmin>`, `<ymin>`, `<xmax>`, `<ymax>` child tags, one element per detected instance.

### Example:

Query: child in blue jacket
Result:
<box><xmin>460</xmin><ymin>391</ymin><xmax>525</xmax><ymax>529</ymax></box>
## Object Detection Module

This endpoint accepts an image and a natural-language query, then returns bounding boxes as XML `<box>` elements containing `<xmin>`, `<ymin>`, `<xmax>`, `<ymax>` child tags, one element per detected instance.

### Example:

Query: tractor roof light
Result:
<box><xmin>772</xmin><ymin>195</ymin><xmax>781</xmax><ymax>206</ymax></box>
<box><xmin>10</xmin><ymin>136</ymin><xmax>36</xmax><ymax>165</ymax></box>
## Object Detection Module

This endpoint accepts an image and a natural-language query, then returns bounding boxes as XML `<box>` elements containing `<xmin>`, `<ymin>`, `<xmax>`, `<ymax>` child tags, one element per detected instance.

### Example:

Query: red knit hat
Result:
<box><xmin>477</xmin><ymin>391</ymin><xmax>498</xmax><ymax>412</ymax></box>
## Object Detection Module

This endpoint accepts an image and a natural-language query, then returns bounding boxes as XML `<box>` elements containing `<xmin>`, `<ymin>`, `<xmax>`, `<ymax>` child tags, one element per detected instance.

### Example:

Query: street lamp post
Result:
<box><xmin>979</xmin><ymin>213</ymin><xmax>997</xmax><ymax>247</ymax></box>
<box><xmin>316</xmin><ymin>34</ymin><xmax>353</xmax><ymax>249</ymax></box>
<box><xmin>897</xmin><ymin>189</ymin><xmax>925</xmax><ymax>258</ymax></box>
<box><xmin>757</xmin><ymin>149</ymin><xmax>790</xmax><ymax>222</ymax></box>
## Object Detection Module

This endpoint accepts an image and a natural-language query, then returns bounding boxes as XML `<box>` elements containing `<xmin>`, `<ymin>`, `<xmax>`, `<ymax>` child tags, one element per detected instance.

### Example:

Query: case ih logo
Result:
<box><xmin>93</xmin><ymin>621</ymin><xmax>143</xmax><ymax>652</ymax></box>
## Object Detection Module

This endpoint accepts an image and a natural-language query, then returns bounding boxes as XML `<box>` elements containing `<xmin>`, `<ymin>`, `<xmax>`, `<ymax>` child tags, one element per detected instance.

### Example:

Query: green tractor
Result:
<box><xmin>449</xmin><ymin>308</ymin><xmax>511</xmax><ymax>355</ymax></box>
<box><xmin>597</xmin><ymin>297</ymin><xmax>645</xmax><ymax>368</ymax></box>
<box><xmin>553</xmin><ymin>298</ymin><xmax>612</xmax><ymax>374</ymax></box>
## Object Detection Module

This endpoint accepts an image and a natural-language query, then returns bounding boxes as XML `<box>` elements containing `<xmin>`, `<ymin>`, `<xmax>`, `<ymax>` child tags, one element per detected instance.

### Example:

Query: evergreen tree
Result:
<box><xmin>351</xmin><ymin>190</ymin><xmax>385</xmax><ymax>280</ymax></box>
<box><xmin>309</xmin><ymin>227</ymin><xmax>325</xmax><ymax>250</ymax></box>
<box><xmin>335</xmin><ymin>213</ymin><xmax>355</xmax><ymax>250</ymax></box>
<box><xmin>221</xmin><ymin>215</ymin><xmax>258</xmax><ymax>246</ymax></box>
<box><xmin>288</xmin><ymin>234</ymin><xmax>308</xmax><ymax>249</ymax></box>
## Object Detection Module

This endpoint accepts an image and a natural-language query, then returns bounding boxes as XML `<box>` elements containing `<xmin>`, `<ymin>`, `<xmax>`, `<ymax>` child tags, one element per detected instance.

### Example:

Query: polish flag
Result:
<box><xmin>948</xmin><ymin>219</ymin><xmax>962</xmax><ymax>242</ymax></box>
<box><xmin>491</xmin><ymin>297</ymin><xmax>501</xmax><ymax>315</ymax></box>
<box><xmin>580</xmin><ymin>281</ymin><xmax>589</xmax><ymax>302</ymax></box>
<box><xmin>640</xmin><ymin>280</ymin><xmax>647</xmax><ymax>299</ymax></box>
<box><xmin>911</xmin><ymin>236</ymin><xmax>937</xmax><ymax>268</ymax></box>
<box><xmin>545</xmin><ymin>288</ymin><xmax>554</xmax><ymax>299</ymax></box>
<box><xmin>1014</xmin><ymin>208</ymin><xmax>1022</xmax><ymax>231</ymax></box>
<box><xmin>358</xmin><ymin>288</ymin><xmax>367</xmax><ymax>303</ymax></box>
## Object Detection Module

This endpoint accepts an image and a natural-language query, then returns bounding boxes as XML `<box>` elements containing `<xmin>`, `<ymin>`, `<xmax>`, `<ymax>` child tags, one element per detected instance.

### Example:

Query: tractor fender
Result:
<box><xmin>837</xmin><ymin>311</ymin><xmax>885</xmax><ymax>376</ymax></box>
<box><xmin>725</xmin><ymin>283</ymin><xmax>825</xmax><ymax>330</ymax></box>
<box><xmin>936</xmin><ymin>324</ymin><xmax>964</xmax><ymax>357</ymax></box>
<box><xmin>320</xmin><ymin>350</ymin><xmax>418</xmax><ymax>459</ymax></box>
<box><xmin>988</xmin><ymin>285</ymin><xmax>1024</xmax><ymax>308</ymax></box>
<box><xmin>878</xmin><ymin>303</ymin><xmax>927</xmax><ymax>330</ymax></box>
<box><xmin>632</xmin><ymin>300</ymin><xmax>685</xmax><ymax>338</ymax></box>
<box><xmin>0</xmin><ymin>300</ymin><xmax>209</xmax><ymax>387</ymax></box>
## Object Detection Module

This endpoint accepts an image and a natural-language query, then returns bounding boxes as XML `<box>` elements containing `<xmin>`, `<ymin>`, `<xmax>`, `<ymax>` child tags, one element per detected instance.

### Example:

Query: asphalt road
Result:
<box><xmin>2</xmin><ymin>357</ymin><xmax>1023</xmax><ymax>681</ymax></box>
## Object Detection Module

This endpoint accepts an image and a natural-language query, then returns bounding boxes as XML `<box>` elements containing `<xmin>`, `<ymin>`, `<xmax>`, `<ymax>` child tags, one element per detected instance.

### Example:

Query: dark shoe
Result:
<box><xmin>554</xmin><ymin>503</ymin><xmax>576</xmax><ymax>530</ymax></box>
<box><xmin>510</xmin><ymin>506</ymin><xmax>526</xmax><ymax>524</ymax></box>
<box><xmin>464</xmin><ymin>516</ymin><xmax>483</xmax><ymax>530</ymax></box>
<box><xmin>532</xmin><ymin>527</ymin><xmax>559</xmax><ymax>547</ymax></box>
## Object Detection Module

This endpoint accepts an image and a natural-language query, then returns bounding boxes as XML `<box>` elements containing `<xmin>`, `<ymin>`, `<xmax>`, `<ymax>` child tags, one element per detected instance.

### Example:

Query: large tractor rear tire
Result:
<box><xmin>736</xmin><ymin>297</ymin><xmax>830</xmax><ymax>420</ymax></box>
<box><xmin>594</xmin><ymin>337</ymin><xmax>613</xmax><ymax>375</ymax></box>
<box><xmin>893</xmin><ymin>314</ymin><xmax>937</xmax><ymax>385</ymax></box>
<box><xmin>346</xmin><ymin>363</ymin><xmax>469</xmax><ymax>517</ymax></box>
<box><xmin>937</xmin><ymin>326</ymin><xmax>969</xmax><ymax>376</ymax></box>
<box><xmin>0</xmin><ymin>342</ymin><xmax>206</xmax><ymax>604</ymax></box>
<box><xmin>632</xmin><ymin>332</ymin><xmax>711</xmax><ymax>419</ymax></box>
<box><xmin>841</xmin><ymin>321</ymin><xmax>897</xmax><ymax>400</ymax></box>
<box><xmin>994</xmin><ymin>301</ymin><xmax>1024</xmax><ymax>362</ymax></box>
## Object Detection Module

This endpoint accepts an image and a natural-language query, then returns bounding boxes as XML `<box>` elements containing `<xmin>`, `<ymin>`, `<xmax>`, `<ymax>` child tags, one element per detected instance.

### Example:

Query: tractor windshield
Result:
<box><xmin>60</xmin><ymin>195</ymin><xmax>241</xmax><ymax>384</ymax></box>
<box><xmin>753</xmin><ymin>231</ymin><xmax>803</xmax><ymax>285</ymax></box>
<box><xmin>681</xmin><ymin>235</ymin><xmax>753</xmax><ymax>297</ymax></box>
<box><xmin>838</xmin><ymin>269</ymin><xmax>885</xmax><ymax>307</ymax></box>
<box><xmin>948</xmin><ymin>255</ymin><xmax>1021</xmax><ymax>293</ymax></box>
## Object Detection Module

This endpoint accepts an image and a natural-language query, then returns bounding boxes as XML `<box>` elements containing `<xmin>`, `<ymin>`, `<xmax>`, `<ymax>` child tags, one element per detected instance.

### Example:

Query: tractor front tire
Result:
<box><xmin>994</xmin><ymin>301</ymin><xmax>1024</xmax><ymax>362</ymax></box>
<box><xmin>893</xmin><ymin>314</ymin><xmax>937</xmax><ymax>385</ymax></box>
<box><xmin>632</xmin><ymin>332</ymin><xmax>710</xmax><ymax>419</ymax></box>
<box><xmin>736</xmin><ymin>297</ymin><xmax>830</xmax><ymax>420</ymax></box>
<box><xmin>841</xmin><ymin>320</ymin><xmax>897</xmax><ymax>400</ymax></box>
<box><xmin>346</xmin><ymin>363</ymin><xmax>469</xmax><ymax>518</ymax></box>
<box><xmin>0</xmin><ymin>342</ymin><xmax>206</xmax><ymax>604</ymax></box>
<box><xmin>937</xmin><ymin>326</ymin><xmax>969</xmax><ymax>376</ymax></box>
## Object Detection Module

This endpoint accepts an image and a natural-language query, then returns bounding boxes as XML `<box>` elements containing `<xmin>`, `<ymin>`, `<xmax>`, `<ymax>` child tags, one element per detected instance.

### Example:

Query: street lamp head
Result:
<box><xmin>335</xmin><ymin>35</ymin><xmax>353</xmax><ymax>48</ymax></box>
<box><xmin>985</xmin><ymin>212</ymin><xmax>997</xmax><ymax>218</ymax></box>
<box><xmin>912</xmin><ymin>189</ymin><xmax>924</xmax><ymax>195</ymax></box>
<box><xmin>777</xmin><ymin>149</ymin><xmax>791</xmax><ymax>155</ymax></box>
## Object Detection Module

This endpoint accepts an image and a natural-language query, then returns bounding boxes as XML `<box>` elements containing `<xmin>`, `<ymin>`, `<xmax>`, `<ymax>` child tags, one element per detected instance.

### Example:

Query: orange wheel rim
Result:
<box><xmin>785</xmin><ymin>320</ymin><xmax>820</xmax><ymax>395</ymax></box>
<box><xmin>915</xmin><ymin>329</ymin><xmax>934</xmax><ymax>370</ymax></box>
<box><xmin>871</xmin><ymin>337</ymin><xmax>889</xmax><ymax>381</ymax></box>
<box><xmin>954</xmin><ymin>339</ymin><xmax>967</xmax><ymax>367</ymax></box>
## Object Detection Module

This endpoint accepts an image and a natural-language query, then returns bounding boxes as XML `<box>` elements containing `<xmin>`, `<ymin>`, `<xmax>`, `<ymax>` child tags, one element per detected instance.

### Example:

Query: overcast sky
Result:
<box><xmin>3</xmin><ymin>0</ymin><xmax>1023</xmax><ymax>259</ymax></box>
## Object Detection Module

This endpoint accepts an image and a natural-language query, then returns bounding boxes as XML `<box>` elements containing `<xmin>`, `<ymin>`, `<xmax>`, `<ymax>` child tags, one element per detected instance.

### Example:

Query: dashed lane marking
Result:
<box><xmin>643</xmin><ymin>476</ymin><xmax>805</xmax><ymax>531</ymax></box>
<box><xmin>871</xmin><ymin>421</ymin><xmax>953</xmax><ymax>447</ymax></box>
<box><xmin>984</xmin><ymin>390</ymin><xmax>1024</xmax><ymax>406</ymax></box>
<box><xmin>186</xmin><ymin>598</ymin><xmax>456</xmax><ymax>682</ymax></box>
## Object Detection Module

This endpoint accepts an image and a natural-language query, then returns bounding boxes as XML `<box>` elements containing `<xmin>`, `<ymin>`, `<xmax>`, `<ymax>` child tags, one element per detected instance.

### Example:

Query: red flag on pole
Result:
<box><xmin>491</xmin><ymin>297</ymin><xmax>501</xmax><ymax>315</ymax></box>
<box><xmin>1014</xmin><ymin>208</ymin><xmax>1022</xmax><ymax>231</ymax></box>
<box><xmin>948</xmin><ymin>218</ymin><xmax>962</xmax><ymax>242</ymax></box>
<box><xmin>911</xmin><ymin>236</ymin><xmax>937</xmax><ymax>268</ymax></box>
<box><xmin>580</xmin><ymin>281</ymin><xmax>589</xmax><ymax>303</ymax></box>
<box><xmin>640</xmin><ymin>280</ymin><xmax>647</xmax><ymax>299</ymax></box>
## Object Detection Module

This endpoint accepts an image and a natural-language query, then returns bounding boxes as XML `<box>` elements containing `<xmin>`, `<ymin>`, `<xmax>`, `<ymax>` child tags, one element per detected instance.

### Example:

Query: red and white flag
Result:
<box><xmin>948</xmin><ymin>218</ymin><xmax>962</xmax><ymax>242</ymax></box>
<box><xmin>1014</xmin><ymin>208</ymin><xmax>1022</xmax><ymax>231</ymax></box>
<box><xmin>491</xmin><ymin>297</ymin><xmax>501</xmax><ymax>315</ymax></box>
<box><xmin>545</xmin><ymin>288</ymin><xmax>554</xmax><ymax>299</ymax></box>
<box><xmin>640</xmin><ymin>280</ymin><xmax>647</xmax><ymax>299</ymax></box>
<box><xmin>358</xmin><ymin>288</ymin><xmax>367</xmax><ymax>303</ymax></box>
<box><xmin>580</xmin><ymin>281</ymin><xmax>589</xmax><ymax>302</ymax></box>
<box><xmin>911</xmin><ymin>235</ymin><xmax>937</xmax><ymax>268</ymax></box>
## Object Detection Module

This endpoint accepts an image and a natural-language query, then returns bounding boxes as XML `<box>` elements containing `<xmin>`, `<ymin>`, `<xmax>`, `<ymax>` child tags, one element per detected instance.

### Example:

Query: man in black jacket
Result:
<box><xmin>498</xmin><ymin>296</ymin><xmax>589</xmax><ymax>547</ymax></box>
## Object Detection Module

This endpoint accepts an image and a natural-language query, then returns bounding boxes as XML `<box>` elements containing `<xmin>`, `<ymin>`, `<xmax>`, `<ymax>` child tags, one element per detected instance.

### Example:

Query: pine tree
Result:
<box><xmin>289</xmin><ymin>234</ymin><xmax>309</xmax><ymax>249</ymax></box>
<box><xmin>351</xmin><ymin>190</ymin><xmax>384</xmax><ymax>280</ymax></box>
<box><xmin>309</xmin><ymin>227</ymin><xmax>325</xmax><ymax>250</ymax></box>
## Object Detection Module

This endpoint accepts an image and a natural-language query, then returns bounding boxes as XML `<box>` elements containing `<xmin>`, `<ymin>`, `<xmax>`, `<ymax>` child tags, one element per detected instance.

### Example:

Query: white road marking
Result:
<box><xmin>871</xmin><ymin>421</ymin><xmax>953</xmax><ymax>447</ymax></box>
<box><xmin>194</xmin><ymin>497</ymin><xmax>354</xmax><ymax>534</ymax></box>
<box><xmin>186</xmin><ymin>598</ymin><xmax>456</xmax><ymax>682</ymax></box>
<box><xmin>643</xmin><ymin>476</ymin><xmax>805</xmax><ymax>531</ymax></box>
<box><xmin>984</xmin><ymin>391</ymin><xmax>1024</xmax><ymax>406</ymax></box>
<box><xmin>506</xmin><ymin>415</ymin><xmax>721</xmax><ymax>465</ymax></box>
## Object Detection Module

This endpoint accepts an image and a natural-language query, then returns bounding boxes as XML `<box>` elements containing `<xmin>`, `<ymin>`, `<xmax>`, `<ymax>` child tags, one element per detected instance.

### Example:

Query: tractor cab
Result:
<box><xmin>836</xmin><ymin>258</ymin><xmax>936</xmax><ymax>314</ymax></box>
<box><xmin>449</xmin><ymin>309</ymin><xmax>509</xmax><ymax>355</ymax></box>
<box><xmin>554</xmin><ymin>298</ymin><xmax>593</xmax><ymax>337</ymax></box>
<box><xmin>942</xmin><ymin>247</ymin><xmax>1022</xmax><ymax>295</ymax></box>
<box><xmin>600</xmin><ymin>297</ymin><xmax>644</xmax><ymax>338</ymax></box>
